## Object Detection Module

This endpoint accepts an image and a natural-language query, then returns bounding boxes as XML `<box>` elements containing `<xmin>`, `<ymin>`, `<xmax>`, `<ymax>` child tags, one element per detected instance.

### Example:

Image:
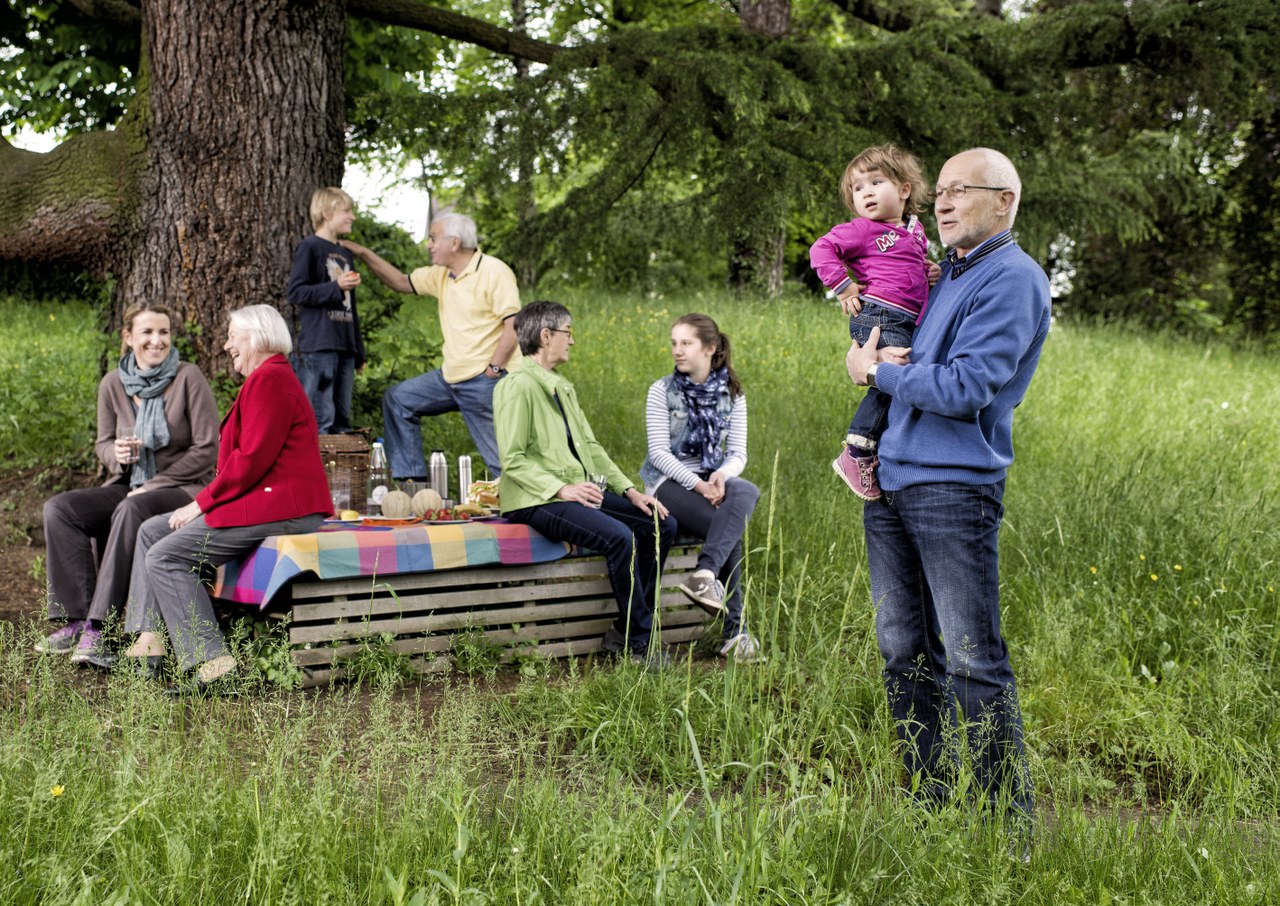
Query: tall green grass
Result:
<box><xmin>2</xmin><ymin>291</ymin><xmax>1278</xmax><ymax>902</ymax></box>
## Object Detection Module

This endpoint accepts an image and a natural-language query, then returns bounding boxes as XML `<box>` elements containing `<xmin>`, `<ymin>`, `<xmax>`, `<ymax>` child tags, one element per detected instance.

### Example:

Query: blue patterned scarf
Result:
<box><xmin>117</xmin><ymin>348</ymin><xmax>179</xmax><ymax>487</ymax></box>
<box><xmin>673</xmin><ymin>367</ymin><xmax>730</xmax><ymax>472</ymax></box>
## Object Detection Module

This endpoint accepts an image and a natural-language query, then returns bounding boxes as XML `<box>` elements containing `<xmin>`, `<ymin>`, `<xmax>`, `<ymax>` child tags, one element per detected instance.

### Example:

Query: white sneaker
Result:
<box><xmin>679</xmin><ymin>569</ymin><xmax>725</xmax><ymax>616</ymax></box>
<box><xmin>719</xmin><ymin>632</ymin><xmax>764</xmax><ymax>664</ymax></box>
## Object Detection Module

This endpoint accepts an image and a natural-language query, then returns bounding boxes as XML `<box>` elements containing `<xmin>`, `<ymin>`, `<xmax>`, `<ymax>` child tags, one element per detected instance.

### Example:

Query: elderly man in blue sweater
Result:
<box><xmin>846</xmin><ymin>147</ymin><xmax>1051</xmax><ymax>823</ymax></box>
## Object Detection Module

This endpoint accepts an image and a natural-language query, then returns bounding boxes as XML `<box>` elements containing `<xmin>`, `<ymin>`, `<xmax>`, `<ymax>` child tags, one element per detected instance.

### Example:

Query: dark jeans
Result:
<box><xmin>43</xmin><ymin>479</ymin><xmax>192</xmax><ymax>623</ymax></box>
<box><xmin>506</xmin><ymin>493</ymin><xmax>676</xmax><ymax>654</ymax></box>
<box><xmin>382</xmin><ymin>369</ymin><xmax>502</xmax><ymax>478</ymax></box>
<box><xmin>847</xmin><ymin>302</ymin><xmax>917</xmax><ymax>451</ymax></box>
<box><xmin>863</xmin><ymin>480</ymin><xmax>1032</xmax><ymax>816</ymax></box>
<box><xmin>295</xmin><ymin>349</ymin><xmax>357</xmax><ymax>434</ymax></box>
<box><xmin>654</xmin><ymin>477</ymin><xmax>759</xmax><ymax>639</ymax></box>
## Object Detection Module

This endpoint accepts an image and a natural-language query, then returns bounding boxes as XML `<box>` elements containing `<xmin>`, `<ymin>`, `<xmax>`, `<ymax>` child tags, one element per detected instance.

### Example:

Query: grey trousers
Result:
<box><xmin>43</xmin><ymin>481</ymin><xmax>192</xmax><ymax>623</ymax></box>
<box><xmin>654</xmin><ymin>476</ymin><xmax>760</xmax><ymax>638</ymax></box>
<box><xmin>124</xmin><ymin>511</ymin><xmax>325</xmax><ymax>671</ymax></box>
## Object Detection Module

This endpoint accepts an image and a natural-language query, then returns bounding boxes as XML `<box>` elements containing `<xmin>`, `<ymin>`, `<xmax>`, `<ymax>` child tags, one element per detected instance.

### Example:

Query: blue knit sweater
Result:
<box><xmin>873</xmin><ymin>234</ymin><xmax>1051</xmax><ymax>491</ymax></box>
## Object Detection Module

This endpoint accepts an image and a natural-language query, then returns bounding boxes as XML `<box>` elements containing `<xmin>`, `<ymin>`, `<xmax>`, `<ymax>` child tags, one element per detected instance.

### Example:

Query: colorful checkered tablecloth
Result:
<box><xmin>211</xmin><ymin>518</ymin><xmax>573</xmax><ymax>608</ymax></box>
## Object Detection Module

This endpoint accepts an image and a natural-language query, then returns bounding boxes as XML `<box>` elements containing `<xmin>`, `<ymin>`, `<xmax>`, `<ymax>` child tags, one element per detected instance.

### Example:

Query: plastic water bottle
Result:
<box><xmin>458</xmin><ymin>455</ymin><xmax>472</xmax><ymax>505</ymax></box>
<box><xmin>367</xmin><ymin>440</ymin><xmax>390</xmax><ymax>515</ymax></box>
<box><xmin>429</xmin><ymin>449</ymin><xmax>449</xmax><ymax>501</ymax></box>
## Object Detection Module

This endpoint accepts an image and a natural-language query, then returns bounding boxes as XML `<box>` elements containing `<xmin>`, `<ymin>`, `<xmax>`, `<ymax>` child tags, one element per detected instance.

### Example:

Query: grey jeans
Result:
<box><xmin>124</xmin><ymin>511</ymin><xmax>324</xmax><ymax>670</ymax></box>
<box><xmin>654</xmin><ymin>476</ymin><xmax>760</xmax><ymax>638</ymax></box>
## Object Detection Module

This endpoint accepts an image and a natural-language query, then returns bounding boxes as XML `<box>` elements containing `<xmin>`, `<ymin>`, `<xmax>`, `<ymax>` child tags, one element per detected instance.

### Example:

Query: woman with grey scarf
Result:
<box><xmin>35</xmin><ymin>301</ymin><xmax>219</xmax><ymax>667</ymax></box>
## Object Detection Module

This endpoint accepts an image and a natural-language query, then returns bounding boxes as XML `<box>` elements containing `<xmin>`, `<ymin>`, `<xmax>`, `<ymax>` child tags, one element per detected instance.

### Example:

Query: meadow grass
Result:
<box><xmin>1</xmin><ymin>291</ymin><xmax>1278</xmax><ymax>903</ymax></box>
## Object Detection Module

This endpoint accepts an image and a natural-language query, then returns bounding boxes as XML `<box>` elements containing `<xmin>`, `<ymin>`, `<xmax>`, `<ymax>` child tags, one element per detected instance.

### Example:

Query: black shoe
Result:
<box><xmin>164</xmin><ymin>667</ymin><xmax>241</xmax><ymax>697</ymax></box>
<box><xmin>122</xmin><ymin>655</ymin><xmax>164</xmax><ymax>681</ymax></box>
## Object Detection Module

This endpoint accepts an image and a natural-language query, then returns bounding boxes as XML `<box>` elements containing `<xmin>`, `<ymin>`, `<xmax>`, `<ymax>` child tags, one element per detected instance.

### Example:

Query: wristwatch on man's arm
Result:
<box><xmin>865</xmin><ymin>363</ymin><xmax>879</xmax><ymax>389</ymax></box>
<box><xmin>487</xmin><ymin>363</ymin><xmax>508</xmax><ymax>377</ymax></box>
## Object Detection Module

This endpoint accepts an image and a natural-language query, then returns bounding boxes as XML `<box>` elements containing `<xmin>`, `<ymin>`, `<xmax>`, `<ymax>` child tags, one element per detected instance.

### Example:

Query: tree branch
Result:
<box><xmin>65</xmin><ymin>0</ymin><xmax>142</xmax><ymax>27</ymax></box>
<box><xmin>346</xmin><ymin>0</ymin><xmax>564</xmax><ymax>64</ymax></box>
<box><xmin>0</xmin><ymin>132</ymin><xmax>133</xmax><ymax>269</ymax></box>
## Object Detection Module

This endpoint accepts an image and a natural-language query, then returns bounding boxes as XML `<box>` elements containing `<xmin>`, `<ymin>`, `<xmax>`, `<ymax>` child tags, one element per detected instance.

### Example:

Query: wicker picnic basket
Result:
<box><xmin>318</xmin><ymin>433</ymin><xmax>370</xmax><ymax>513</ymax></box>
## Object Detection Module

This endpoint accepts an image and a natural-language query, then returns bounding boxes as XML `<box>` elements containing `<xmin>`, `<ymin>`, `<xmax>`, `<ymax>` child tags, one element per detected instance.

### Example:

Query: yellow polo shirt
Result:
<box><xmin>408</xmin><ymin>249</ymin><xmax>522</xmax><ymax>383</ymax></box>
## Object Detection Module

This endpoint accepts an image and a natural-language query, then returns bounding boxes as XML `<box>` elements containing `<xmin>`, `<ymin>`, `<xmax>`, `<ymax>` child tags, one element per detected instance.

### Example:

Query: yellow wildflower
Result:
<box><xmin>50</xmin><ymin>785</ymin><xmax>65</xmax><ymax>797</ymax></box>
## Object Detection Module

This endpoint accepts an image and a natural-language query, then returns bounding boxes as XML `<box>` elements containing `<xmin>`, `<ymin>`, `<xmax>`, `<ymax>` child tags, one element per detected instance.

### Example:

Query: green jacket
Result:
<box><xmin>494</xmin><ymin>360</ymin><xmax>634</xmax><ymax>512</ymax></box>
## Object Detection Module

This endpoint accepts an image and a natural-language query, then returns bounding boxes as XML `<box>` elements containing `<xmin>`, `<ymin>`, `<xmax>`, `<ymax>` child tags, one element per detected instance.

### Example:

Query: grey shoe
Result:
<box><xmin>679</xmin><ymin>570</ymin><xmax>725</xmax><ymax>616</ymax></box>
<box><xmin>34</xmin><ymin>620</ymin><xmax>88</xmax><ymax>655</ymax></box>
<box><xmin>70</xmin><ymin>626</ymin><xmax>116</xmax><ymax>669</ymax></box>
<box><xmin>719</xmin><ymin>632</ymin><xmax>764</xmax><ymax>665</ymax></box>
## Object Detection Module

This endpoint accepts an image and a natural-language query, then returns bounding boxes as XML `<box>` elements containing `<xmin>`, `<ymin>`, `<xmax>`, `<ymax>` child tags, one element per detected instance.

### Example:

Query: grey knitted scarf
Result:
<box><xmin>117</xmin><ymin>348</ymin><xmax>179</xmax><ymax>487</ymax></box>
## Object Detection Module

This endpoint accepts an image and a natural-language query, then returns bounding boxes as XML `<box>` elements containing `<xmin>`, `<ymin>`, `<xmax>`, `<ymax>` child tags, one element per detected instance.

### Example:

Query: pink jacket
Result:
<box><xmin>809</xmin><ymin>216</ymin><xmax>931</xmax><ymax>318</ymax></box>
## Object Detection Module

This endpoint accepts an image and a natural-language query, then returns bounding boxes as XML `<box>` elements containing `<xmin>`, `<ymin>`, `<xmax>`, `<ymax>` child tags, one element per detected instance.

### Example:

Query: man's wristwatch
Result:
<box><xmin>488</xmin><ymin>364</ymin><xmax>508</xmax><ymax>376</ymax></box>
<box><xmin>866</xmin><ymin>363</ymin><xmax>879</xmax><ymax>389</ymax></box>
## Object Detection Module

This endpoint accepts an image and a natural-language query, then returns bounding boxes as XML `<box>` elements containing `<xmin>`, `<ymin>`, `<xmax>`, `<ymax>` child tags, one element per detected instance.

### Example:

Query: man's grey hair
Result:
<box><xmin>514</xmin><ymin>301</ymin><xmax>570</xmax><ymax>356</ymax></box>
<box><xmin>432</xmin><ymin>212</ymin><xmax>478</xmax><ymax>250</ymax></box>
<box><xmin>967</xmin><ymin>147</ymin><xmax>1021</xmax><ymax>222</ymax></box>
<box><xmin>230</xmin><ymin>304</ymin><xmax>292</xmax><ymax>356</ymax></box>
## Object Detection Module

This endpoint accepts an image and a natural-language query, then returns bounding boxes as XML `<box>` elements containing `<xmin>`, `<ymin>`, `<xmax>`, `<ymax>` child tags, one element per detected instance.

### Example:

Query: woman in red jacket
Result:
<box><xmin>122</xmin><ymin>304</ymin><xmax>333</xmax><ymax>693</ymax></box>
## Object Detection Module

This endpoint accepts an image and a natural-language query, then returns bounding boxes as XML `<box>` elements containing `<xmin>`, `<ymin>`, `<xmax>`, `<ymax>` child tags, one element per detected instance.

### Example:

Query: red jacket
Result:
<box><xmin>195</xmin><ymin>354</ymin><xmax>333</xmax><ymax>527</ymax></box>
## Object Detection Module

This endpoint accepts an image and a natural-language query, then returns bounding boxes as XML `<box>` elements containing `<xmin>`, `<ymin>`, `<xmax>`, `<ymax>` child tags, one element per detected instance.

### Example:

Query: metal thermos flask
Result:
<box><xmin>458</xmin><ymin>455</ymin><xmax>473</xmax><ymax>505</ymax></box>
<box><xmin>429</xmin><ymin>449</ymin><xmax>448</xmax><ymax>500</ymax></box>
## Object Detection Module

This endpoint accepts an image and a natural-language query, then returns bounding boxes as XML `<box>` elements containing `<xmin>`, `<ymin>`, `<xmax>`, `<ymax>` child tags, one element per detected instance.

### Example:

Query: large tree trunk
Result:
<box><xmin>119</xmin><ymin>0</ymin><xmax>346</xmax><ymax>370</ymax></box>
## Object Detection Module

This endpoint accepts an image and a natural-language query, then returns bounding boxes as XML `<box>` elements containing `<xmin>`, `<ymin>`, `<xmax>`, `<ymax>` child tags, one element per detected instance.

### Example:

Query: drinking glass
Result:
<box><xmin>117</xmin><ymin>433</ymin><xmax>140</xmax><ymax>465</ymax></box>
<box><xmin>589</xmin><ymin>473</ymin><xmax>608</xmax><ymax>509</ymax></box>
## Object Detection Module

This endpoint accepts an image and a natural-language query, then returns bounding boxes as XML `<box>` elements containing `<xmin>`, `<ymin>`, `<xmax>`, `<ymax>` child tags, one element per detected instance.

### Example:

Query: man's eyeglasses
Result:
<box><xmin>927</xmin><ymin>184</ymin><xmax>1010</xmax><ymax>202</ymax></box>
<box><xmin>548</xmin><ymin>326</ymin><xmax>574</xmax><ymax>337</ymax></box>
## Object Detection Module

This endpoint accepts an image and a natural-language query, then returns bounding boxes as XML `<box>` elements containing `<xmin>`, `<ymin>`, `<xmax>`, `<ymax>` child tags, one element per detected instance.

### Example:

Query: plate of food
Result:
<box><xmin>359</xmin><ymin>515</ymin><xmax>423</xmax><ymax>526</ymax></box>
<box><xmin>421</xmin><ymin>504</ymin><xmax>494</xmax><ymax>524</ymax></box>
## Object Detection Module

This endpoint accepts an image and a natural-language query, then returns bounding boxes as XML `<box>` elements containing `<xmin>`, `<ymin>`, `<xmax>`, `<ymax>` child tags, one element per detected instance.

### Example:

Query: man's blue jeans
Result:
<box><xmin>506</xmin><ymin>493</ymin><xmax>676</xmax><ymax>654</ymax></box>
<box><xmin>295</xmin><ymin>350</ymin><xmax>357</xmax><ymax>434</ymax></box>
<box><xmin>382</xmin><ymin>369</ymin><xmax>502</xmax><ymax>479</ymax></box>
<box><xmin>863</xmin><ymin>480</ymin><xmax>1032</xmax><ymax>815</ymax></box>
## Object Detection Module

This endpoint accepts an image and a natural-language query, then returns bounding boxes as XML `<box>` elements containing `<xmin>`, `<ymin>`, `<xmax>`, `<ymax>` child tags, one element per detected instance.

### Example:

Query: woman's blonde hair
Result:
<box><xmin>119</xmin><ymin>302</ymin><xmax>173</xmax><ymax>355</ymax></box>
<box><xmin>840</xmin><ymin>144</ymin><xmax>927</xmax><ymax>217</ymax></box>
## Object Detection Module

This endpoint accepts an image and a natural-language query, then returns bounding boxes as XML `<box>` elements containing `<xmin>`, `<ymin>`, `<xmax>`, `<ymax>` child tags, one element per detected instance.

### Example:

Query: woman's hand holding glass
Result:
<box><xmin>115</xmin><ymin>434</ymin><xmax>141</xmax><ymax>465</ymax></box>
<box><xmin>557</xmin><ymin>481</ymin><xmax>604</xmax><ymax>508</ymax></box>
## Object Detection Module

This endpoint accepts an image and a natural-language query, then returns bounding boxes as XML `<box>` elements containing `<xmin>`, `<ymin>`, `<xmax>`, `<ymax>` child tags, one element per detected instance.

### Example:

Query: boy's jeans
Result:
<box><xmin>296</xmin><ymin>350</ymin><xmax>357</xmax><ymax>434</ymax></box>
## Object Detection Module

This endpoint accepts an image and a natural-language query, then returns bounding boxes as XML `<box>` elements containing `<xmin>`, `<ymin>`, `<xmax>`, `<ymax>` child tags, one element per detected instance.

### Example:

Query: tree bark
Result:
<box><xmin>117</xmin><ymin>0</ymin><xmax>346</xmax><ymax>369</ymax></box>
<box><xmin>740</xmin><ymin>0</ymin><xmax>790</xmax><ymax>39</ymax></box>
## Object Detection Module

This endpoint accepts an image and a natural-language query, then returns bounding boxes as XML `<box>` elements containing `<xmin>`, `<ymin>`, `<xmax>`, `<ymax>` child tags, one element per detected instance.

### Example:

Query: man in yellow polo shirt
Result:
<box><xmin>343</xmin><ymin>212</ymin><xmax>520</xmax><ymax>479</ymax></box>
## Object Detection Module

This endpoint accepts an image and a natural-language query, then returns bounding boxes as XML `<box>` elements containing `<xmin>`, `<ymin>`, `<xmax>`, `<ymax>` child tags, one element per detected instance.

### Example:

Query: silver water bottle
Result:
<box><xmin>429</xmin><ymin>449</ymin><xmax>449</xmax><ymax>501</ymax></box>
<box><xmin>458</xmin><ymin>455</ymin><xmax>472</xmax><ymax>505</ymax></box>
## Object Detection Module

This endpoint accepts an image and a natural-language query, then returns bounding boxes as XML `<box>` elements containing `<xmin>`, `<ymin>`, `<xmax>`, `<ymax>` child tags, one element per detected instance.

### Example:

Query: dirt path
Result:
<box><xmin>0</xmin><ymin>466</ymin><xmax>88</xmax><ymax>627</ymax></box>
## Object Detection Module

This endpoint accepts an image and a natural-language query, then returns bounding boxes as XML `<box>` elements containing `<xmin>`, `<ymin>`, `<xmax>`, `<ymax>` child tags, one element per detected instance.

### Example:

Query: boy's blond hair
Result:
<box><xmin>840</xmin><ymin>145</ymin><xmax>927</xmax><ymax>217</ymax></box>
<box><xmin>310</xmin><ymin>187</ymin><xmax>354</xmax><ymax>229</ymax></box>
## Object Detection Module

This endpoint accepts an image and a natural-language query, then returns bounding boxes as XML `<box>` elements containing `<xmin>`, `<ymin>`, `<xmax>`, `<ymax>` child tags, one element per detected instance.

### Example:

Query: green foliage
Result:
<box><xmin>227</xmin><ymin>614</ymin><xmax>305</xmax><ymax>690</ymax></box>
<box><xmin>4</xmin><ymin>288</ymin><xmax>1280</xmax><ymax>899</ymax></box>
<box><xmin>0</xmin><ymin>0</ymin><xmax>138</xmax><ymax>133</ymax></box>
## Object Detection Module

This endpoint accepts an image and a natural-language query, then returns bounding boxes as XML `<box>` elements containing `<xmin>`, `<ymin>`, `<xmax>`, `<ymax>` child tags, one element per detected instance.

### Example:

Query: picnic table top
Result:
<box><xmin>211</xmin><ymin>518</ymin><xmax>573</xmax><ymax>609</ymax></box>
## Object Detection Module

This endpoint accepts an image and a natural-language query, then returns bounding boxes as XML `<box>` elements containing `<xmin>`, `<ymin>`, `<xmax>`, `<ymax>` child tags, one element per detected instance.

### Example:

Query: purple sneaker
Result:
<box><xmin>34</xmin><ymin>620</ymin><xmax>88</xmax><ymax>655</ymax></box>
<box><xmin>832</xmin><ymin>449</ymin><xmax>881</xmax><ymax>501</ymax></box>
<box><xmin>70</xmin><ymin>626</ymin><xmax>116</xmax><ymax>669</ymax></box>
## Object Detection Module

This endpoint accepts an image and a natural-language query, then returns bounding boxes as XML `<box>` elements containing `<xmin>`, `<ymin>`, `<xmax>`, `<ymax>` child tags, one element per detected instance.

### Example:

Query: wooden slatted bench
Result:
<box><xmin>260</xmin><ymin>543</ymin><xmax>709</xmax><ymax>686</ymax></box>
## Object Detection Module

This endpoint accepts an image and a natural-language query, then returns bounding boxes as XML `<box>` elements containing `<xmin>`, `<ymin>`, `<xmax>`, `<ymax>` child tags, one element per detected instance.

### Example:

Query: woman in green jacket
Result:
<box><xmin>494</xmin><ymin>301</ymin><xmax>676</xmax><ymax>668</ymax></box>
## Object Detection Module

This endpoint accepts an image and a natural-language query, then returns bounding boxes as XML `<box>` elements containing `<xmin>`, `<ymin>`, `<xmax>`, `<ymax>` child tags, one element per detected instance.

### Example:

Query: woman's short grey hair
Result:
<box><xmin>432</xmin><ymin>212</ymin><xmax>478</xmax><ymax>250</ymax></box>
<box><xmin>229</xmin><ymin>304</ymin><xmax>293</xmax><ymax>357</ymax></box>
<box><xmin>514</xmin><ymin>301</ymin><xmax>570</xmax><ymax>356</ymax></box>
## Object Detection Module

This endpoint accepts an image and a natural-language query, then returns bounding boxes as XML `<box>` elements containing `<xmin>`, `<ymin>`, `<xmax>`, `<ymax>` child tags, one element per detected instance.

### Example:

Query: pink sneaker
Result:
<box><xmin>832</xmin><ymin>449</ymin><xmax>881</xmax><ymax>500</ymax></box>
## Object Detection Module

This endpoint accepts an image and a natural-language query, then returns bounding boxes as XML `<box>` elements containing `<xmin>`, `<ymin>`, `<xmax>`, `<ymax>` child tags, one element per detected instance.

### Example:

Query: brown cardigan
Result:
<box><xmin>93</xmin><ymin>361</ymin><xmax>219</xmax><ymax>497</ymax></box>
